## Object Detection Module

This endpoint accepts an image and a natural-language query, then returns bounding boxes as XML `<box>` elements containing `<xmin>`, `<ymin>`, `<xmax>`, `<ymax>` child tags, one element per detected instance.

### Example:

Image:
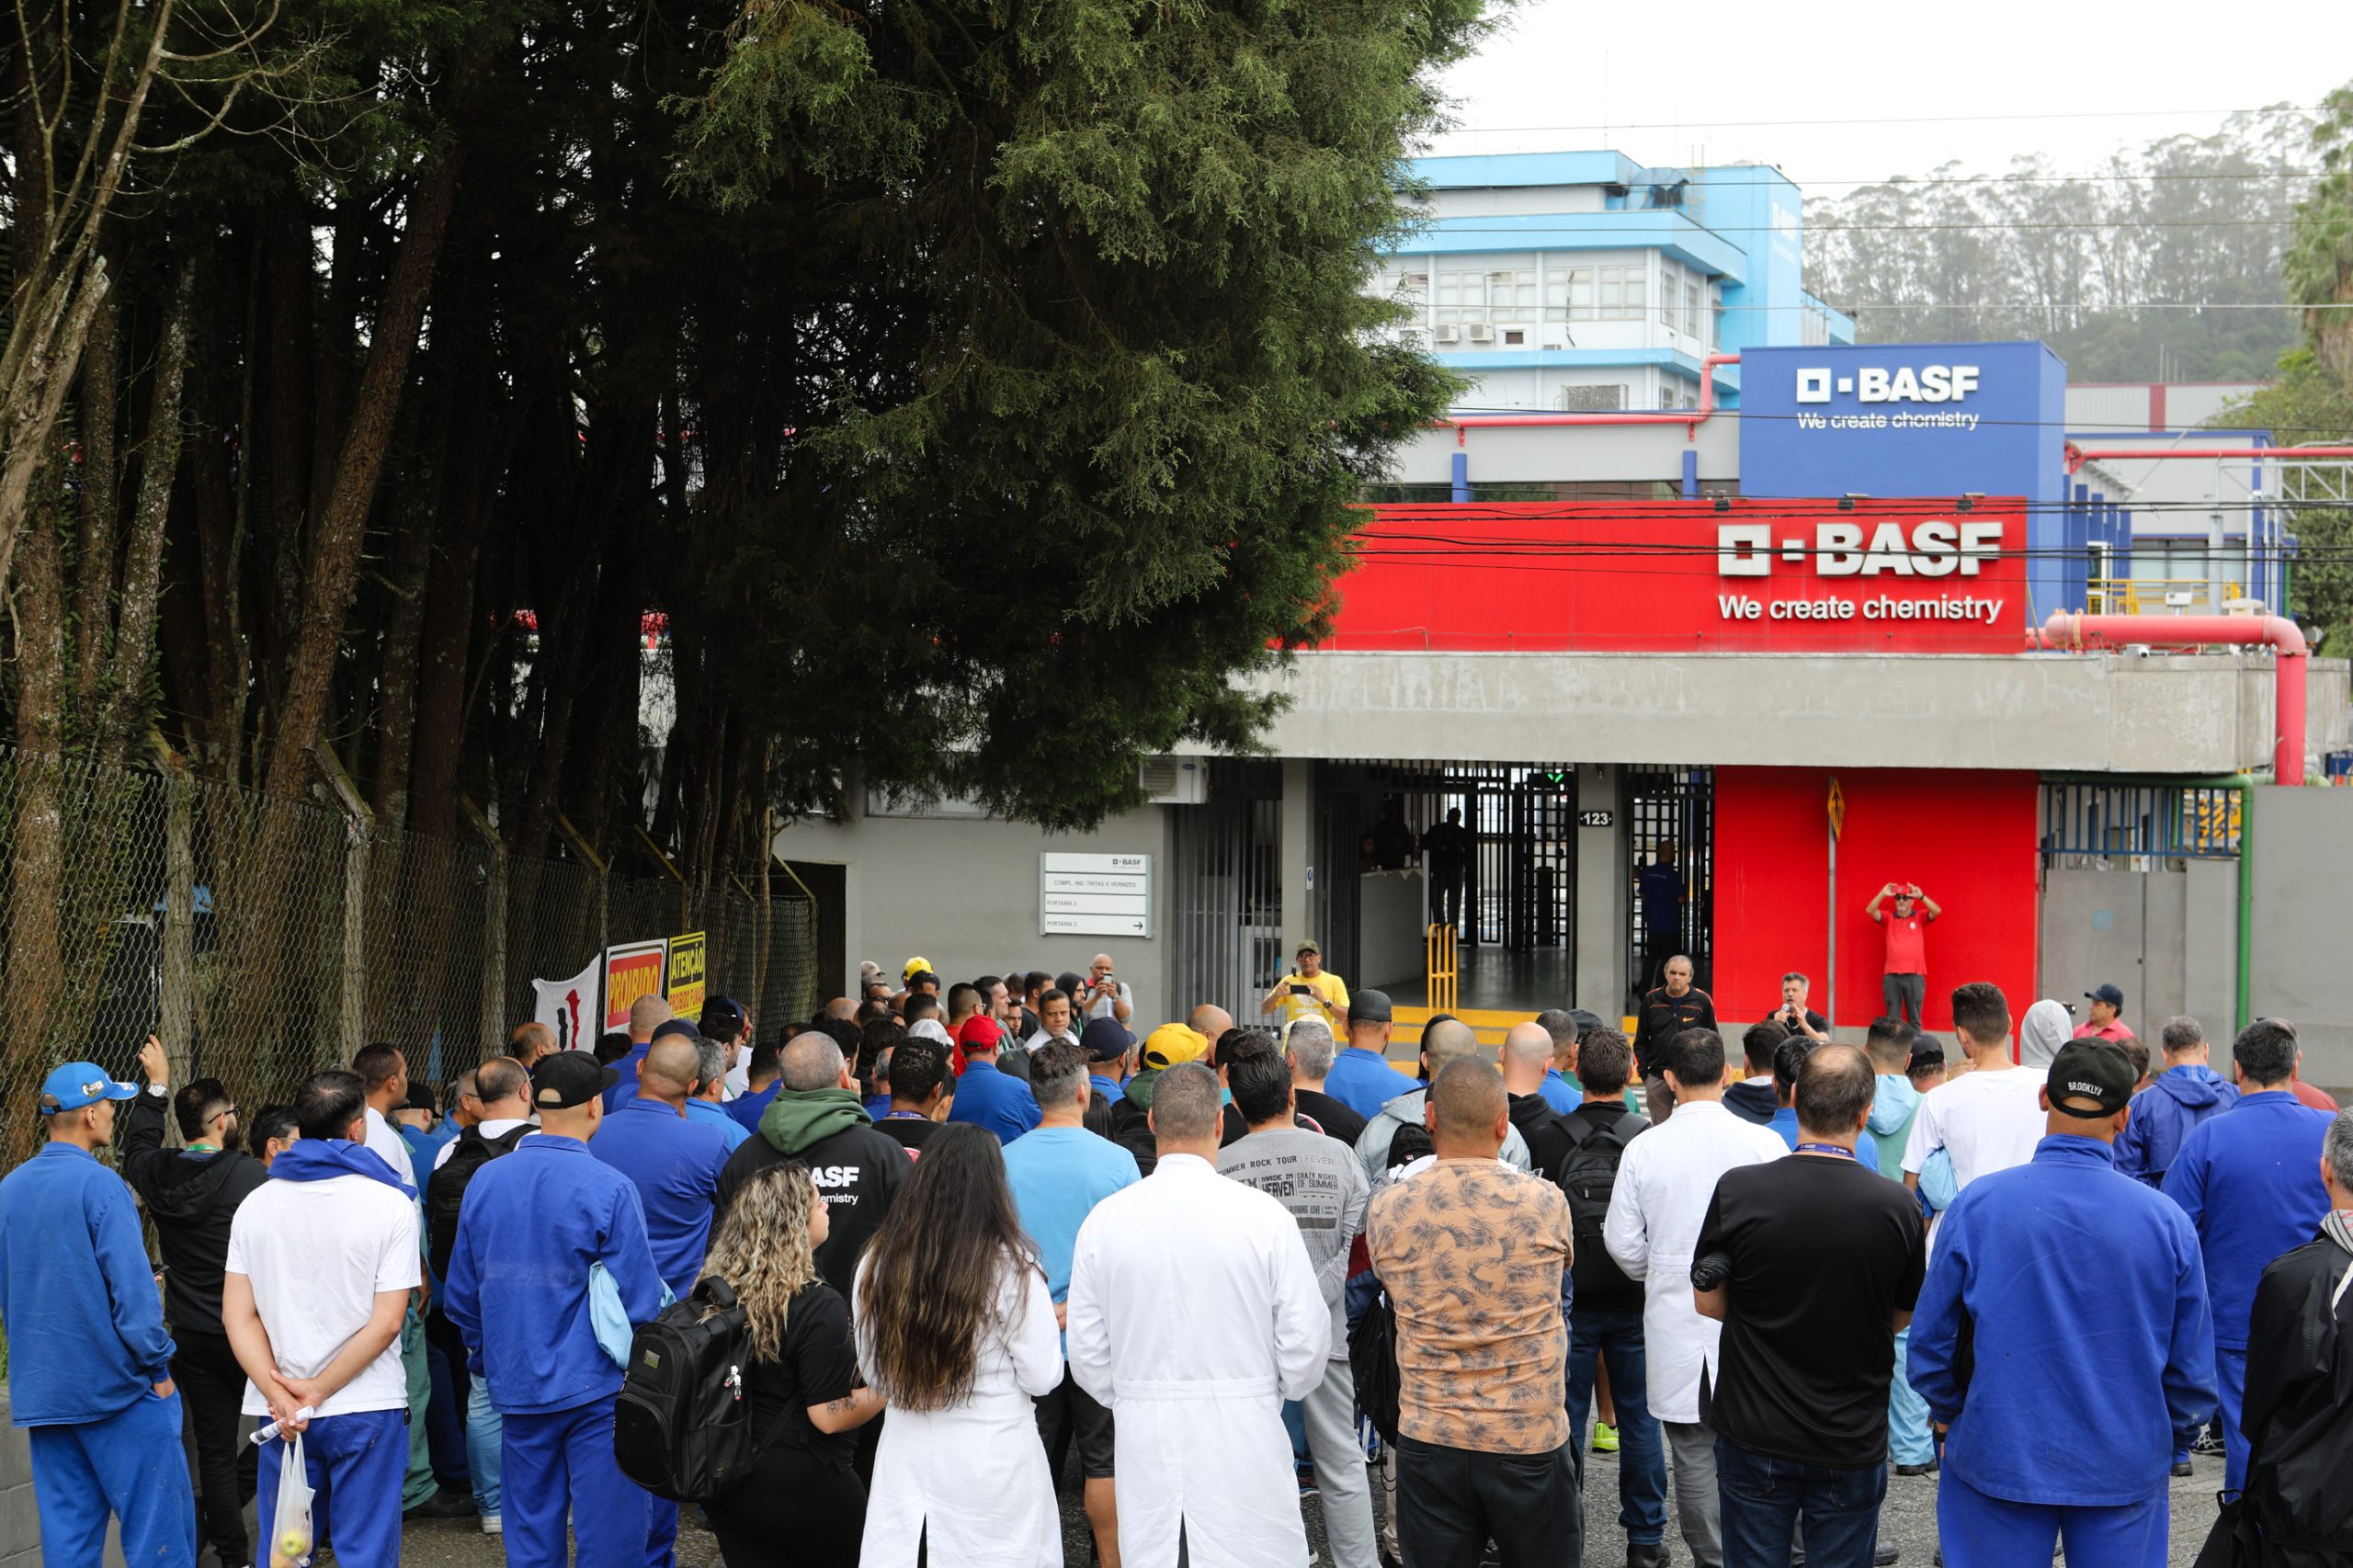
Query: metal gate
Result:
<box><xmin>1167</xmin><ymin>760</ymin><xmax>1285</xmax><ymax>1022</ymax></box>
<box><xmin>1623</xmin><ymin>766</ymin><xmax>1715</xmax><ymax>1001</ymax></box>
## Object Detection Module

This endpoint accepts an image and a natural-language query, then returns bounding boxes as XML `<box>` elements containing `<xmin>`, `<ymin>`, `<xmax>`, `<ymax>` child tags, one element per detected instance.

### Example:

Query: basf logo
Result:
<box><xmin>1794</xmin><ymin>365</ymin><xmax>1980</xmax><ymax>404</ymax></box>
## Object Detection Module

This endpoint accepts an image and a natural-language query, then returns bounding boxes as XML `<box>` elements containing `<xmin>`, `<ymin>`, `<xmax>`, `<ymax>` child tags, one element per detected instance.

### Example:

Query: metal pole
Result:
<box><xmin>161</xmin><ymin>760</ymin><xmax>196</xmax><ymax>1082</ymax></box>
<box><xmin>309</xmin><ymin>744</ymin><xmax>374</xmax><ymax>1065</ymax></box>
<box><xmin>461</xmin><ymin>799</ymin><xmax>508</xmax><ymax>1059</ymax></box>
<box><xmin>1826</xmin><ymin>820</ymin><xmax>1837</xmax><ymax>1035</ymax></box>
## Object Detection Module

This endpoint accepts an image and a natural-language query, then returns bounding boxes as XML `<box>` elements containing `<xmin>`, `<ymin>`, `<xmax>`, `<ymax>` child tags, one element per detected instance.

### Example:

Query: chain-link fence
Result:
<box><xmin>0</xmin><ymin>744</ymin><xmax>817</xmax><ymax>1166</ymax></box>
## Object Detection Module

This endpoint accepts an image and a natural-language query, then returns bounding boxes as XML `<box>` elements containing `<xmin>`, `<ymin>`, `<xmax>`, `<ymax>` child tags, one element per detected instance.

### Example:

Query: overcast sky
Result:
<box><xmin>1423</xmin><ymin>0</ymin><xmax>2347</xmax><ymax>192</ymax></box>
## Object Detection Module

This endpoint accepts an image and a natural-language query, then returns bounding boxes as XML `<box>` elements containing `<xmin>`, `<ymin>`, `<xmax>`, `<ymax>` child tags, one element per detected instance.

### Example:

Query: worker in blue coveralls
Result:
<box><xmin>0</xmin><ymin>1060</ymin><xmax>195</xmax><ymax>1568</ymax></box>
<box><xmin>445</xmin><ymin>1051</ymin><xmax>666</xmax><ymax>1568</ymax></box>
<box><xmin>2161</xmin><ymin>1016</ymin><xmax>2336</xmax><ymax>1494</ymax></box>
<box><xmin>1908</xmin><ymin>1040</ymin><xmax>2216</xmax><ymax>1568</ymax></box>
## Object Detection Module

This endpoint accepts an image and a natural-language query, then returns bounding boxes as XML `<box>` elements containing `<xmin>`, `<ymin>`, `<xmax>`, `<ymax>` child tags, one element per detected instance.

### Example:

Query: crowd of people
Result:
<box><xmin>3</xmin><ymin>942</ymin><xmax>2351</xmax><ymax>1568</ymax></box>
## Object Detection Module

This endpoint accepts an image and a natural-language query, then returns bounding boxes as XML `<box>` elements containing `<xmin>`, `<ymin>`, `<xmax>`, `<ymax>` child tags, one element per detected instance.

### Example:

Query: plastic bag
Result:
<box><xmin>267</xmin><ymin>1431</ymin><xmax>315</xmax><ymax>1568</ymax></box>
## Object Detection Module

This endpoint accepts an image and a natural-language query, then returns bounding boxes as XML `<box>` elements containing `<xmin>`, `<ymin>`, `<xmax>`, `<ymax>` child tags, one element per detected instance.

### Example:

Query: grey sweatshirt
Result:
<box><xmin>1218</xmin><ymin>1126</ymin><xmax>1370</xmax><ymax>1360</ymax></box>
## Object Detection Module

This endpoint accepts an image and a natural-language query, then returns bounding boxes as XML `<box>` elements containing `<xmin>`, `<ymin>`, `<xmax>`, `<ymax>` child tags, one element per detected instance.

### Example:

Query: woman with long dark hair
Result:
<box><xmin>698</xmin><ymin>1164</ymin><xmax>884</xmax><ymax>1567</ymax></box>
<box><xmin>854</xmin><ymin>1122</ymin><xmax>1063</xmax><ymax>1567</ymax></box>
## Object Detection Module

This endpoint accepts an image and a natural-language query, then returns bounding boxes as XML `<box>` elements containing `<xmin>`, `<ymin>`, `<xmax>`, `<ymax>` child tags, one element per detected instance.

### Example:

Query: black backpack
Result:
<box><xmin>426</xmin><ymin>1122</ymin><xmax>533</xmax><ymax>1282</ymax></box>
<box><xmin>613</xmin><ymin>1278</ymin><xmax>784</xmax><ymax>1503</ymax></box>
<box><xmin>1347</xmin><ymin>1283</ymin><xmax>1403</xmax><ymax>1447</ymax></box>
<box><xmin>1556</xmin><ymin>1110</ymin><xmax>1649</xmax><ymax>1299</ymax></box>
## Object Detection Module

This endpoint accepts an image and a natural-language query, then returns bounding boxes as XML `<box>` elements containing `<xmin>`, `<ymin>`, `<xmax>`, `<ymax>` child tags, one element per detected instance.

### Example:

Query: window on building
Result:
<box><xmin>1486</xmin><ymin>270</ymin><xmax>1538</xmax><ymax>323</ymax></box>
<box><xmin>1544</xmin><ymin>267</ymin><xmax>1596</xmax><ymax>323</ymax></box>
<box><xmin>1658</xmin><ymin>259</ymin><xmax>1679</xmax><ymax>330</ymax></box>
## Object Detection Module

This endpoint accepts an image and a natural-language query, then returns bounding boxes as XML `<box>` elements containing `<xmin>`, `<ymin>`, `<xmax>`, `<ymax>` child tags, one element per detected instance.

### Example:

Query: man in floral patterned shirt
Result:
<box><xmin>1367</xmin><ymin>1055</ymin><xmax>1580</xmax><ymax>1568</ymax></box>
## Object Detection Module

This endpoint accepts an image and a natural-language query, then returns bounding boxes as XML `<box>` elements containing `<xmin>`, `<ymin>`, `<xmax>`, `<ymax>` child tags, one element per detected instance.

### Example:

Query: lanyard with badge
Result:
<box><xmin>1794</xmin><ymin>1143</ymin><xmax>1857</xmax><ymax>1161</ymax></box>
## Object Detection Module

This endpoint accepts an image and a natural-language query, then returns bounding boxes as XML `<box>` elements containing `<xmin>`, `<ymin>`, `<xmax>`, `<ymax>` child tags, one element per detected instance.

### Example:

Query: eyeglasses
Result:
<box><xmin>212</xmin><ymin>1106</ymin><xmax>239</xmax><ymax>1122</ymax></box>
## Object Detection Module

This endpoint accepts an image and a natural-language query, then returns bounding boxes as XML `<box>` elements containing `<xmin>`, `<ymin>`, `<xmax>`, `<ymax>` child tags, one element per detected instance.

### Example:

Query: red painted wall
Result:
<box><xmin>1711</xmin><ymin>767</ymin><xmax>2041</xmax><ymax>1037</ymax></box>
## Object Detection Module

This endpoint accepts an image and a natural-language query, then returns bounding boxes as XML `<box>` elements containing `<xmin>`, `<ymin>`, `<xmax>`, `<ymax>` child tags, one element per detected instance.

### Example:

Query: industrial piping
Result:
<box><xmin>2064</xmin><ymin>442</ymin><xmax>2353</xmax><ymax>473</ymax></box>
<box><xmin>1445</xmin><ymin>352</ymin><xmax>1740</xmax><ymax>443</ymax></box>
<box><xmin>2035</xmin><ymin>612</ymin><xmax>2309</xmax><ymax>786</ymax></box>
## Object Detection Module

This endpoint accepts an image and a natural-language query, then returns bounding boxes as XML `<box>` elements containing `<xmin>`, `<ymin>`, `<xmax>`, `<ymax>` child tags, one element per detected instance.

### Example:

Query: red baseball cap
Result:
<box><xmin>958</xmin><ymin>1015</ymin><xmax>1005</xmax><ymax>1051</ymax></box>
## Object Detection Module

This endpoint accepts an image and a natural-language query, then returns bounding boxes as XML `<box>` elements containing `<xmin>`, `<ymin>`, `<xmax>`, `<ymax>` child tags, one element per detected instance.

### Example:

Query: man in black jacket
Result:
<box><xmin>2238</xmin><ymin>1107</ymin><xmax>2353</xmax><ymax>1563</ymax></box>
<box><xmin>1631</xmin><ymin>955</ymin><xmax>1717</xmax><ymax>1123</ymax></box>
<box><xmin>715</xmin><ymin>1029</ymin><xmax>910</xmax><ymax>1300</ymax></box>
<box><xmin>122</xmin><ymin>1036</ymin><xmax>267</xmax><ymax>1568</ymax></box>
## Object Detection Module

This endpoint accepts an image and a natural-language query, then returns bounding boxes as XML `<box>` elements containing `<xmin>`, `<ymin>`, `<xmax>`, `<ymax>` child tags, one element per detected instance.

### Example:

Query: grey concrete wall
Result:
<box><xmin>1575</xmin><ymin>765</ymin><xmax>1629</xmax><ymax>1011</ymax></box>
<box><xmin>1381</xmin><ymin>416</ymin><xmax>1743</xmax><ymax>487</ymax></box>
<box><xmin>1250</xmin><ymin>652</ymin><xmax>2350</xmax><ymax>776</ymax></box>
<box><xmin>2247</xmin><ymin>786</ymin><xmax>2353</xmax><ymax>1088</ymax></box>
<box><xmin>772</xmin><ymin>801</ymin><xmax>1177</xmax><ymax>1027</ymax></box>
<box><xmin>1358</xmin><ymin>871</ymin><xmax>1427</xmax><ymax>992</ymax></box>
<box><xmin>2040</xmin><ymin>864</ymin><xmax>2237</xmax><ymax>1046</ymax></box>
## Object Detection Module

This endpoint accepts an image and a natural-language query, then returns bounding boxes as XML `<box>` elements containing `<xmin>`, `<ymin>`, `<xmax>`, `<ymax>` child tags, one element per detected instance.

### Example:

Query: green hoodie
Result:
<box><xmin>1121</xmin><ymin>1066</ymin><xmax>1165</xmax><ymax>1111</ymax></box>
<box><xmin>759</xmin><ymin>1086</ymin><xmax>871</xmax><ymax>1155</ymax></box>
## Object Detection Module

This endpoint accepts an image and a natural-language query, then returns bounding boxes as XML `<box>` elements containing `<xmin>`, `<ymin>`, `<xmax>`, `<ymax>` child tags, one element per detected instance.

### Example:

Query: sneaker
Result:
<box><xmin>481</xmin><ymin>1516</ymin><xmax>503</xmax><ymax>1537</ymax></box>
<box><xmin>2172</xmin><ymin>1460</ymin><xmax>2195</xmax><ymax>1478</ymax></box>
<box><xmin>403</xmin><ymin>1488</ymin><xmax>475</xmax><ymax>1521</ymax></box>
<box><xmin>2191</xmin><ymin>1427</ymin><xmax>2226</xmax><ymax>1456</ymax></box>
<box><xmin>1592</xmin><ymin>1422</ymin><xmax>1620</xmax><ymax>1454</ymax></box>
<box><xmin>1627</xmin><ymin>1546</ymin><xmax>1672</xmax><ymax>1568</ymax></box>
<box><xmin>1875</xmin><ymin>1547</ymin><xmax>1900</xmax><ymax>1566</ymax></box>
<box><xmin>1895</xmin><ymin>1459</ymin><xmax>1939</xmax><ymax>1477</ymax></box>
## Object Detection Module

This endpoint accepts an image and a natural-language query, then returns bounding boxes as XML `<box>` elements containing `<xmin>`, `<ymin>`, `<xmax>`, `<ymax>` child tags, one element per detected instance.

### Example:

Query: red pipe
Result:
<box><xmin>2065</xmin><ymin>442</ymin><xmax>2353</xmax><ymax>474</ymax></box>
<box><xmin>2036</xmin><ymin>611</ymin><xmax>2310</xmax><ymax>785</ymax></box>
<box><xmin>1445</xmin><ymin>352</ymin><xmax>1739</xmax><ymax>444</ymax></box>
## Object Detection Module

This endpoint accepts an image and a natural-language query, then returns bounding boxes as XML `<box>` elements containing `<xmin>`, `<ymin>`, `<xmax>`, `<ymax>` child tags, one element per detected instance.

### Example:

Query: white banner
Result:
<box><xmin>534</xmin><ymin>955</ymin><xmax>602</xmax><ymax>1053</ymax></box>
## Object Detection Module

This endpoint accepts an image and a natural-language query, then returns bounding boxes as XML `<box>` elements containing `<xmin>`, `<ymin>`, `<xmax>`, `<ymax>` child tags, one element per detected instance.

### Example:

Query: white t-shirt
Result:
<box><xmin>431</xmin><ymin>1118</ymin><xmax>533</xmax><ymax>1172</ymax></box>
<box><xmin>1902</xmin><ymin>1063</ymin><xmax>2046</xmax><ymax>1188</ymax></box>
<box><xmin>226</xmin><ymin>1175</ymin><xmax>421</xmax><ymax>1417</ymax></box>
<box><xmin>361</xmin><ymin>1105</ymin><xmax>417</xmax><ymax>1189</ymax></box>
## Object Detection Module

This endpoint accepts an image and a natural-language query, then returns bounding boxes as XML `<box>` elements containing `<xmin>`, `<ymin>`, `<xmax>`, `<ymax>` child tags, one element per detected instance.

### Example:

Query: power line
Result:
<box><xmin>1405</xmin><ymin>171</ymin><xmax>2316</xmax><ymax>192</ymax></box>
<box><xmin>1420</xmin><ymin>105</ymin><xmax>2321</xmax><ymax>135</ymax></box>
<box><xmin>1385</xmin><ymin>301</ymin><xmax>2321</xmax><ymax>313</ymax></box>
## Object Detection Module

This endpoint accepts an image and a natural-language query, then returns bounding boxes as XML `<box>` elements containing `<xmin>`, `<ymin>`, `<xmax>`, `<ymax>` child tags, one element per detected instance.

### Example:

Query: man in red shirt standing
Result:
<box><xmin>1865</xmin><ymin>881</ymin><xmax>1940</xmax><ymax>1027</ymax></box>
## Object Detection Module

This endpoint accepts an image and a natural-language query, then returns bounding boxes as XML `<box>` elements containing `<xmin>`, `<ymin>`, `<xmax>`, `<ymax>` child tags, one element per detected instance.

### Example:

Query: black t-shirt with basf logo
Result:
<box><xmin>716</xmin><ymin>1120</ymin><xmax>910</xmax><ymax>1301</ymax></box>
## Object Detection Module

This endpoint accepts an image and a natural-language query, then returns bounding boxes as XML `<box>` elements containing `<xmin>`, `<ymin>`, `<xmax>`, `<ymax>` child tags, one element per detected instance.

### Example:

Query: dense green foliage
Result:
<box><xmin>1805</xmin><ymin>109</ymin><xmax>2315</xmax><ymax>381</ymax></box>
<box><xmin>0</xmin><ymin>0</ymin><xmax>1496</xmax><ymax>900</ymax></box>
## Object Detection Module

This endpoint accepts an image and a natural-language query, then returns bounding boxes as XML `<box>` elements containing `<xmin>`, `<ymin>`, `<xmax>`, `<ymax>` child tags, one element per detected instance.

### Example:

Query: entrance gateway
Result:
<box><xmin>1165</xmin><ymin>759</ymin><xmax>1716</xmax><ymax>1028</ymax></box>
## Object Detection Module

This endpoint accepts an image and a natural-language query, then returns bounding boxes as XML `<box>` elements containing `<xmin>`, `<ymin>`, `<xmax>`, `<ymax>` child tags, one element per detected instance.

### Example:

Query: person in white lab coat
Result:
<box><xmin>1067</xmin><ymin>1061</ymin><xmax>1331</xmax><ymax>1568</ymax></box>
<box><xmin>1603</xmin><ymin>1028</ymin><xmax>1787</xmax><ymax>1568</ymax></box>
<box><xmin>853</xmin><ymin>1122</ymin><xmax>1064</xmax><ymax>1568</ymax></box>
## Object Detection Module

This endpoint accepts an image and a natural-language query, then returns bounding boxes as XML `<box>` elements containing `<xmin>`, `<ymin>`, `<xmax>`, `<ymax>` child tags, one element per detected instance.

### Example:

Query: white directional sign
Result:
<box><xmin>1040</xmin><ymin>852</ymin><xmax>1153</xmax><ymax>937</ymax></box>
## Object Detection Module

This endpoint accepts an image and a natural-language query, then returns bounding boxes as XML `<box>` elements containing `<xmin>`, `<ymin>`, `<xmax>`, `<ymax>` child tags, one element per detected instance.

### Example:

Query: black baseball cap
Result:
<box><xmin>1568</xmin><ymin>1008</ymin><xmax>1608</xmax><ymax>1040</ymax></box>
<box><xmin>2048</xmin><ymin>1040</ymin><xmax>2136</xmax><ymax>1118</ymax></box>
<box><xmin>702</xmin><ymin>997</ymin><xmax>747</xmax><ymax>1040</ymax></box>
<box><xmin>532</xmin><ymin>1051</ymin><xmax>620</xmax><ymax>1111</ymax></box>
<box><xmin>651</xmin><ymin>1018</ymin><xmax>702</xmax><ymax>1044</ymax></box>
<box><xmin>1347</xmin><ymin>989</ymin><xmax>1393</xmax><ymax>1024</ymax></box>
<box><xmin>2086</xmin><ymin>983</ymin><xmax>2125</xmax><ymax>1008</ymax></box>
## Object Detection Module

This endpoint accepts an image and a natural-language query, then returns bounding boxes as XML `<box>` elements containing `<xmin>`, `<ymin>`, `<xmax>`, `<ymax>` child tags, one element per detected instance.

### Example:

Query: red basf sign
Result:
<box><xmin>1329</xmin><ymin>498</ymin><xmax>2028</xmax><ymax>653</ymax></box>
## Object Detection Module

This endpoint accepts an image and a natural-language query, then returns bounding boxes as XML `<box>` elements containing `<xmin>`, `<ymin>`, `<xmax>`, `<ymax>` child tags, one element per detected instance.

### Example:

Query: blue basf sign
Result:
<box><xmin>1738</xmin><ymin>342</ymin><xmax>2069</xmax><ymax>617</ymax></box>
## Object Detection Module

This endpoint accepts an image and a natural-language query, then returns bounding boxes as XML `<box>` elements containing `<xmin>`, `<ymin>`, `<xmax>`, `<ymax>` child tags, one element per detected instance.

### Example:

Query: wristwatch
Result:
<box><xmin>145</xmin><ymin>1084</ymin><xmax>167</xmax><ymax>1097</ymax></box>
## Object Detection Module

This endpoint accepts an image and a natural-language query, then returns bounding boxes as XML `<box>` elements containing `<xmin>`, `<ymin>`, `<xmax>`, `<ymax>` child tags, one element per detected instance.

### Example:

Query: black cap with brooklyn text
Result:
<box><xmin>2047</xmin><ymin>1040</ymin><xmax>2136</xmax><ymax>1118</ymax></box>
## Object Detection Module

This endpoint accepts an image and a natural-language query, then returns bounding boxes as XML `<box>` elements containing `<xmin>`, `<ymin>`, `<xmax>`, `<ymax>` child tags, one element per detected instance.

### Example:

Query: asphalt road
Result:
<box><xmin>392</xmin><ymin>1436</ymin><xmax>2232</xmax><ymax>1567</ymax></box>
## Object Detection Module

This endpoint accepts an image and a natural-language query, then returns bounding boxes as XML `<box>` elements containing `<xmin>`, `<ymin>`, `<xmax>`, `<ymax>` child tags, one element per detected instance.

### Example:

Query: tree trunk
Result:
<box><xmin>73</xmin><ymin>278</ymin><xmax>122</xmax><ymax>691</ymax></box>
<box><xmin>5</xmin><ymin>506</ymin><xmax>70</xmax><ymax>1165</ymax></box>
<box><xmin>97</xmin><ymin>254</ymin><xmax>197</xmax><ymax>768</ymax></box>
<box><xmin>263</xmin><ymin>147</ymin><xmax>464</xmax><ymax>801</ymax></box>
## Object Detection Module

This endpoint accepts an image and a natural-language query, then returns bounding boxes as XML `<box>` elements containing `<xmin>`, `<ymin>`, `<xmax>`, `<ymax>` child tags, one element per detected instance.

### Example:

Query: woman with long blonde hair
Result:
<box><xmin>853</xmin><ymin>1122</ymin><xmax>1063</xmax><ymax>1567</ymax></box>
<box><xmin>698</xmin><ymin>1163</ymin><xmax>882</xmax><ymax>1566</ymax></box>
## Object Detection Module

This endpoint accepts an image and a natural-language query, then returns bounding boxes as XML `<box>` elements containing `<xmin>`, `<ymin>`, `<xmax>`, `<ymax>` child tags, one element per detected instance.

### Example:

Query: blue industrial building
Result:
<box><xmin>1375</xmin><ymin>152</ymin><xmax>1857</xmax><ymax>415</ymax></box>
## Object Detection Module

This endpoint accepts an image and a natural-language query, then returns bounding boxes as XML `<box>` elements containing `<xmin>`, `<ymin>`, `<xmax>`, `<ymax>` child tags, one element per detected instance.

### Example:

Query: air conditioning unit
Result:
<box><xmin>1557</xmin><ymin>383</ymin><xmax>1627</xmax><ymax>412</ymax></box>
<box><xmin>1139</xmin><ymin>756</ymin><xmax>1209</xmax><ymax>805</ymax></box>
<box><xmin>1540</xmin><ymin>329</ymin><xmax>1572</xmax><ymax>349</ymax></box>
<box><xmin>1433</xmin><ymin>324</ymin><xmax>1461</xmax><ymax>345</ymax></box>
<box><xmin>1465</xmin><ymin>324</ymin><xmax>1495</xmax><ymax>343</ymax></box>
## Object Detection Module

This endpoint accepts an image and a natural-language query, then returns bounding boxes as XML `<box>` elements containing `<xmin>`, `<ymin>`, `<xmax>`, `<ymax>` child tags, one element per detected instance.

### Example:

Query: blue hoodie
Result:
<box><xmin>1867</xmin><ymin>1074</ymin><xmax>1921</xmax><ymax>1179</ymax></box>
<box><xmin>0</xmin><ymin>1143</ymin><xmax>177</xmax><ymax>1426</ymax></box>
<box><xmin>2163</xmin><ymin>1090</ymin><xmax>2336</xmax><ymax>1348</ymax></box>
<box><xmin>443</xmin><ymin>1135</ymin><xmax>664</xmax><ymax>1416</ymax></box>
<box><xmin>1910</xmin><ymin>1136</ymin><xmax>2216</xmax><ymax>1506</ymax></box>
<box><xmin>273</xmin><ymin>1137</ymin><xmax>415</xmax><ymax>1198</ymax></box>
<box><xmin>2114</xmin><ymin>1064</ymin><xmax>2238</xmax><ymax>1188</ymax></box>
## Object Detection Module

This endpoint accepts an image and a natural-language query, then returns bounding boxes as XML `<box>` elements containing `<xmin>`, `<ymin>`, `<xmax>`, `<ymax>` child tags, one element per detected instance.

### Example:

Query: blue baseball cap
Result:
<box><xmin>39</xmin><ymin>1062</ymin><xmax>138</xmax><ymax>1115</ymax></box>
